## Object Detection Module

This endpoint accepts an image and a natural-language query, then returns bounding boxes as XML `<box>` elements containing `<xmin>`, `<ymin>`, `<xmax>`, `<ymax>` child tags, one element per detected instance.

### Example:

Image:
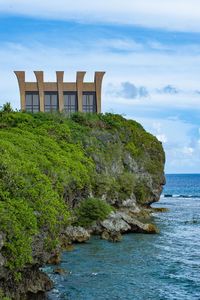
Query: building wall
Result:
<box><xmin>14</xmin><ymin>71</ymin><xmax>105</xmax><ymax>113</ymax></box>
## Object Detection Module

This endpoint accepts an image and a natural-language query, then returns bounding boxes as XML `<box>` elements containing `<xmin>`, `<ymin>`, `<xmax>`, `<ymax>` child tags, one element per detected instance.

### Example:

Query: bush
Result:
<box><xmin>75</xmin><ymin>198</ymin><xmax>113</xmax><ymax>228</ymax></box>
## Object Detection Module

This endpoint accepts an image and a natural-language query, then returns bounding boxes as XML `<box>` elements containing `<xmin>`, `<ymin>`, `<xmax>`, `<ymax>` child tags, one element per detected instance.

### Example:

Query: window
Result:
<box><xmin>44</xmin><ymin>92</ymin><xmax>58</xmax><ymax>112</ymax></box>
<box><xmin>82</xmin><ymin>92</ymin><xmax>97</xmax><ymax>113</ymax></box>
<box><xmin>64</xmin><ymin>92</ymin><xmax>78</xmax><ymax>113</ymax></box>
<box><xmin>25</xmin><ymin>92</ymin><xmax>40</xmax><ymax>112</ymax></box>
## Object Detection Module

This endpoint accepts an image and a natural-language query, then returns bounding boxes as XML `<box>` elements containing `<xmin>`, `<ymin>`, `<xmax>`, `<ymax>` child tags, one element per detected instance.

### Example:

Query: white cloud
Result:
<box><xmin>182</xmin><ymin>146</ymin><xmax>194</xmax><ymax>155</ymax></box>
<box><xmin>1</xmin><ymin>0</ymin><xmax>200</xmax><ymax>32</ymax></box>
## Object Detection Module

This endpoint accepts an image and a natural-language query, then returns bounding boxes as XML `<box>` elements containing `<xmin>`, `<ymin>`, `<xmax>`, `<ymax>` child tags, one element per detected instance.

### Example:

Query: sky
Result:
<box><xmin>0</xmin><ymin>0</ymin><xmax>200</xmax><ymax>173</ymax></box>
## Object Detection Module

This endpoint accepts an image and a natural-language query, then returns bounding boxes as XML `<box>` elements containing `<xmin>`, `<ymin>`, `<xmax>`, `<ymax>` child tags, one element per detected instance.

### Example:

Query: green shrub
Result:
<box><xmin>117</xmin><ymin>172</ymin><xmax>136</xmax><ymax>200</ymax></box>
<box><xmin>75</xmin><ymin>198</ymin><xmax>113</xmax><ymax>228</ymax></box>
<box><xmin>134</xmin><ymin>180</ymin><xmax>151</xmax><ymax>204</ymax></box>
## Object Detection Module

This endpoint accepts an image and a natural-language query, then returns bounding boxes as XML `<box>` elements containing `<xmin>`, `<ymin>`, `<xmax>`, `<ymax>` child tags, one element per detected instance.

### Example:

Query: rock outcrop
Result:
<box><xmin>63</xmin><ymin>226</ymin><xmax>90</xmax><ymax>244</ymax></box>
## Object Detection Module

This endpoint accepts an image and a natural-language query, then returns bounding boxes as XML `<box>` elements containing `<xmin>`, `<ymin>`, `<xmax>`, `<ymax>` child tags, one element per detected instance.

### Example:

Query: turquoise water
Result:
<box><xmin>46</xmin><ymin>174</ymin><xmax>200</xmax><ymax>300</ymax></box>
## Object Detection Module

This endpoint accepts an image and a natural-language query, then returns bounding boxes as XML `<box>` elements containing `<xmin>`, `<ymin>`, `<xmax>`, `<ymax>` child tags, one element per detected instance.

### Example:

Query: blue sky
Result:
<box><xmin>0</xmin><ymin>0</ymin><xmax>200</xmax><ymax>173</ymax></box>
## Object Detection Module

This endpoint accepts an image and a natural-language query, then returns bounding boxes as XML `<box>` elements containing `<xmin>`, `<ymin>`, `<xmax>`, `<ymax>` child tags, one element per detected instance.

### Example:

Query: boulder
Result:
<box><xmin>64</xmin><ymin>226</ymin><xmax>90</xmax><ymax>243</ymax></box>
<box><xmin>101</xmin><ymin>230</ymin><xmax>122</xmax><ymax>242</ymax></box>
<box><xmin>100</xmin><ymin>212</ymin><xmax>131</xmax><ymax>233</ymax></box>
<box><xmin>100</xmin><ymin>211</ymin><xmax>159</xmax><ymax>235</ymax></box>
<box><xmin>53</xmin><ymin>268</ymin><xmax>66</xmax><ymax>275</ymax></box>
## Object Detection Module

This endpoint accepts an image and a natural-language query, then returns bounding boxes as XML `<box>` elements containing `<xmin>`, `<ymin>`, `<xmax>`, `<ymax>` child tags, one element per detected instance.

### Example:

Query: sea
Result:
<box><xmin>45</xmin><ymin>174</ymin><xmax>200</xmax><ymax>300</ymax></box>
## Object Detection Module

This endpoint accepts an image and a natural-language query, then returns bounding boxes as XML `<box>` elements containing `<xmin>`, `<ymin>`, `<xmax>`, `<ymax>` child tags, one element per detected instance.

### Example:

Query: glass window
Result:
<box><xmin>82</xmin><ymin>92</ymin><xmax>97</xmax><ymax>113</ymax></box>
<box><xmin>44</xmin><ymin>92</ymin><xmax>58</xmax><ymax>112</ymax></box>
<box><xmin>25</xmin><ymin>92</ymin><xmax>40</xmax><ymax>113</ymax></box>
<box><xmin>33</xmin><ymin>94</ymin><xmax>39</xmax><ymax>105</ymax></box>
<box><xmin>64</xmin><ymin>92</ymin><xmax>78</xmax><ymax>113</ymax></box>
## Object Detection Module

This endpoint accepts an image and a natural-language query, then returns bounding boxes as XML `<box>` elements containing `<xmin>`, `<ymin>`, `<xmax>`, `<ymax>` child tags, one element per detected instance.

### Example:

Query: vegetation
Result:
<box><xmin>0</xmin><ymin>105</ymin><xmax>165</xmax><ymax>274</ymax></box>
<box><xmin>75</xmin><ymin>197</ymin><xmax>113</xmax><ymax>228</ymax></box>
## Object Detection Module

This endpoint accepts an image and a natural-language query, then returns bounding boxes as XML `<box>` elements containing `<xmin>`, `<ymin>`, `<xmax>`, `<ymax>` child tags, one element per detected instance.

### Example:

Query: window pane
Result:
<box><xmin>26</xmin><ymin>106</ymin><xmax>32</xmax><ymax>112</ymax></box>
<box><xmin>82</xmin><ymin>93</ymin><xmax>96</xmax><ymax>112</ymax></box>
<box><xmin>45</xmin><ymin>95</ymin><xmax>51</xmax><ymax>105</ymax></box>
<box><xmin>33</xmin><ymin>106</ymin><xmax>39</xmax><ymax>112</ymax></box>
<box><xmin>83</xmin><ymin>95</ymin><xmax>87</xmax><ymax>105</ymax></box>
<box><xmin>26</xmin><ymin>94</ymin><xmax>32</xmax><ymax>106</ymax></box>
<box><xmin>51</xmin><ymin>94</ymin><xmax>58</xmax><ymax>106</ymax></box>
<box><xmin>45</xmin><ymin>106</ymin><xmax>51</xmax><ymax>112</ymax></box>
<box><xmin>70</xmin><ymin>95</ymin><xmax>76</xmax><ymax>105</ymax></box>
<box><xmin>64</xmin><ymin>95</ymin><xmax>70</xmax><ymax>106</ymax></box>
<box><xmin>89</xmin><ymin>95</ymin><xmax>94</xmax><ymax>105</ymax></box>
<box><xmin>33</xmin><ymin>94</ymin><xmax>39</xmax><ymax>105</ymax></box>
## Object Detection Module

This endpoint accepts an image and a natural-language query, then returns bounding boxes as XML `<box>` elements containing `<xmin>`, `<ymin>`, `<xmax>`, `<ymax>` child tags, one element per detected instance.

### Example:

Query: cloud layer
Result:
<box><xmin>1</xmin><ymin>0</ymin><xmax>200</xmax><ymax>32</ymax></box>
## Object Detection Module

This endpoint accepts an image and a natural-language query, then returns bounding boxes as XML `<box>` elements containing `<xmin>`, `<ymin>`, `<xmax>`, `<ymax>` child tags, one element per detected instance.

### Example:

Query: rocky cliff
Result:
<box><xmin>0</xmin><ymin>110</ymin><xmax>165</xmax><ymax>299</ymax></box>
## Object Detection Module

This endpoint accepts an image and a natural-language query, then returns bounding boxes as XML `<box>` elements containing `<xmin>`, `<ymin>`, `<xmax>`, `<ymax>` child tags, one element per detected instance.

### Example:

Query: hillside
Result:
<box><xmin>0</xmin><ymin>110</ymin><xmax>165</xmax><ymax>299</ymax></box>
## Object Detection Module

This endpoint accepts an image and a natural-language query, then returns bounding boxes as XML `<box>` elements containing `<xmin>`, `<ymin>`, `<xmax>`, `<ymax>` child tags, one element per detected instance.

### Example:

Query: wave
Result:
<box><xmin>163</xmin><ymin>194</ymin><xmax>200</xmax><ymax>199</ymax></box>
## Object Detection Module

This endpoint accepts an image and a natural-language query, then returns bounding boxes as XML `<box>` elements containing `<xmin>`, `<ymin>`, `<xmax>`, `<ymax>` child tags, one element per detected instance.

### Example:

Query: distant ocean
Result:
<box><xmin>46</xmin><ymin>174</ymin><xmax>200</xmax><ymax>300</ymax></box>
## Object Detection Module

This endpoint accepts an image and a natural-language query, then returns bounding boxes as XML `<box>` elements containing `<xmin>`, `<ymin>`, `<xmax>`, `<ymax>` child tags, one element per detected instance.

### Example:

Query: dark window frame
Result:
<box><xmin>44</xmin><ymin>92</ymin><xmax>59</xmax><ymax>112</ymax></box>
<box><xmin>25</xmin><ymin>92</ymin><xmax>40</xmax><ymax>113</ymax></box>
<box><xmin>63</xmin><ymin>92</ymin><xmax>78</xmax><ymax>113</ymax></box>
<box><xmin>82</xmin><ymin>92</ymin><xmax>97</xmax><ymax>113</ymax></box>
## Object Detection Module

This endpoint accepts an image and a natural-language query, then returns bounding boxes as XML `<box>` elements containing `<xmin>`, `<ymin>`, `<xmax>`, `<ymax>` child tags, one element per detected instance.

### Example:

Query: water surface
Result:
<box><xmin>46</xmin><ymin>174</ymin><xmax>200</xmax><ymax>300</ymax></box>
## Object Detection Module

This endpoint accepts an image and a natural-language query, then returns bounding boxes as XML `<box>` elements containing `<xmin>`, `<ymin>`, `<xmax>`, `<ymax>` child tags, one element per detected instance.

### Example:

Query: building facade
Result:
<box><xmin>14</xmin><ymin>71</ymin><xmax>105</xmax><ymax>114</ymax></box>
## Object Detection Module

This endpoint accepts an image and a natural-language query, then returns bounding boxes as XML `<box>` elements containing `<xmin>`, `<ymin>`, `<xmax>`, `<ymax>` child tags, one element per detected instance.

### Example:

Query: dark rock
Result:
<box><xmin>101</xmin><ymin>230</ymin><xmax>122</xmax><ymax>242</ymax></box>
<box><xmin>53</xmin><ymin>268</ymin><xmax>66</xmax><ymax>275</ymax></box>
<box><xmin>47</xmin><ymin>253</ymin><xmax>60</xmax><ymax>265</ymax></box>
<box><xmin>0</xmin><ymin>267</ymin><xmax>53</xmax><ymax>300</ymax></box>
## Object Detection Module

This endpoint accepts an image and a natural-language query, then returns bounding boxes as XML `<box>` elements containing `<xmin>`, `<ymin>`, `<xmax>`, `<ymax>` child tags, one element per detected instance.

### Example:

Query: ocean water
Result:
<box><xmin>46</xmin><ymin>174</ymin><xmax>200</xmax><ymax>300</ymax></box>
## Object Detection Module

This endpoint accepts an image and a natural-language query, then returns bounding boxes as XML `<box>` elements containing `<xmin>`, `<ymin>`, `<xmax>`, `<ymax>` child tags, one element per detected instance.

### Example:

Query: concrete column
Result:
<box><xmin>14</xmin><ymin>71</ymin><xmax>26</xmax><ymax>111</ymax></box>
<box><xmin>76</xmin><ymin>71</ymin><xmax>86</xmax><ymax>112</ymax></box>
<box><xmin>56</xmin><ymin>71</ymin><xmax>64</xmax><ymax>112</ymax></box>
<box><xmin>95</xmin><ymin>72</ymin><xmax>105</xmax><ymax>114</ymax></box>
<box><xmin>34</xmin><ymin>71</ymin><xmax>44</xmax><ymax>112</ymax></box>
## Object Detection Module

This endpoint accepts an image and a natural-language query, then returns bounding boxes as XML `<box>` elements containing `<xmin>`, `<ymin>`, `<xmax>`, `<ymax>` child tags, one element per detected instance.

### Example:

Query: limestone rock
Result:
<box><xmin>101</xmin><ymin>230</ymin><xmax>122</xmax><ymax>242</ymax></box>
<box><xmin>64</xmin><ymin>226</ymin><xmax>90</xmax><ymax>243</ymax></box>
<box><xmin>100</xmin><ymin>212</ymin><xmax>131</xmax><ymax>233</ymax></box>
<box><xmin>100</xmin><ymin>211</ymin><xmax>158</xmax><ymax>236</ymax></box>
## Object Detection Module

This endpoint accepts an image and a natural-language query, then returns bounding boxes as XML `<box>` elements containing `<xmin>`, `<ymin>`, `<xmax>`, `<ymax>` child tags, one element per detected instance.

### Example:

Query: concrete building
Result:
<box><xmin>14</xmin><ymin>71</ymin><xmax>105</xmax><ymax>113</ymax></box>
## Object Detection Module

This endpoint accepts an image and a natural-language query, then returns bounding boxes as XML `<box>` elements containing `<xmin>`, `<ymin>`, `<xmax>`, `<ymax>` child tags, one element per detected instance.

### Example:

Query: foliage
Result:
<box><xmin>0</xmin><ymin>288</ymin><xmax>11</xmax><ymax>300</ymax></box>
<box><xmin>0</xmin><ymin>102</ymin><xmax>13</xmax><ymax>114</ymax></box>
<box><xmin>75</xmin><ymin>198</ymin><xmax>113</xmax><ymax>228</ymax></box>
<box><xmin>0</xmin><ymin>106</ymin><xmax>165</xmax><ymax>274</ymax></box>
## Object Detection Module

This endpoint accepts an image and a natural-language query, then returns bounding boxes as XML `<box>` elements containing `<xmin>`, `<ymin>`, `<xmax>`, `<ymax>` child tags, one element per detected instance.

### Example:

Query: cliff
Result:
<box><xmin>0</xmin><ymin>111</ymin><xmax>165</xmax><ymax>299</ymax></box>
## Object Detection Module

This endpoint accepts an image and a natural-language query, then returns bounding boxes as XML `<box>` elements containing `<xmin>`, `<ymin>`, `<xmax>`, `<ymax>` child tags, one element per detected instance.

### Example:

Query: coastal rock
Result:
<box><xmin>101</xmin><ymin>230</ymin><xmax>122</xmax><ymax>242</ymax></box>
<box><xmin>53</xmin><ymin>268</ymin><xmax>66</xmax><ymax>275</ymax></box>
<box><xmin>48</xmin><ymin>253</ymin><xmax>61</xmax><ymax>265</ymax></box>
<box><xmin>64</xmin><ymin>226</ymin><xmax>90</xmax><ymax>243</ymax></box>
<box><xmin>0</xmin><ymin>267</ymin><xmax>53</xmax><ymax>300</ymax></box>
<box><xmin>100</xmin><ymin>211</ymin><xmax>158</xmax><ymax>235</ymax></box>
<box><xmin>100</xmin><ymin>212</ymin><xmax>131</xmax><ymax>233</ymax></box>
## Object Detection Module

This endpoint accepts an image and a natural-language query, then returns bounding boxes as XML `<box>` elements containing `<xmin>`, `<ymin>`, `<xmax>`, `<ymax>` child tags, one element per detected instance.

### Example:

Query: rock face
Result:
<box><xmin>0</xmin><ymin>267</ymin><xmax>53</xmax><ymax>300</ymax></box>
<box><xmin>0</xmin><ymin>234</ymin><xmax>5</xmax><ymax>269</ymax></box>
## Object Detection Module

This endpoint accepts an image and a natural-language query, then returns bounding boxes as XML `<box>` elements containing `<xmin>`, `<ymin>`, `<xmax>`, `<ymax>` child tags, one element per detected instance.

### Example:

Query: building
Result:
<box><xmin>14</xmin><ymin>71</ymin><xmax>105</xmax><ymax>113</ymax></box>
